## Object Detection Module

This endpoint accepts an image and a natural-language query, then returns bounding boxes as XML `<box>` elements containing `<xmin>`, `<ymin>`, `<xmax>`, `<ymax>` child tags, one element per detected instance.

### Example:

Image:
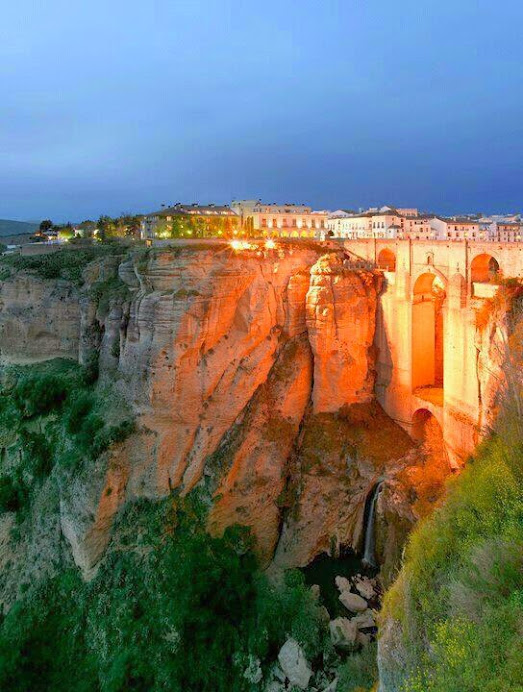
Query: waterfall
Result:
<box><xmin>362</xmin><ymin>481</ymin><xmax>383</xmax><ymax>568</ymax></box>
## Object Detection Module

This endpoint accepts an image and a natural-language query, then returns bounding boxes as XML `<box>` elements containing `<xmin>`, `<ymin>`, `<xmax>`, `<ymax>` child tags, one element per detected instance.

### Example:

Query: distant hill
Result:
<box><xmin>0</xmin><ymin>219</ymin><xmax>39</xmax><ymax>237</ymax></box>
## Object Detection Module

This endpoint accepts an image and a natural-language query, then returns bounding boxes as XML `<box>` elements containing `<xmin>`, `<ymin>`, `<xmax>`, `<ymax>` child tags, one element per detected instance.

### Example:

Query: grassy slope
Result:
<box><xmin>0</xmin><ymin>220</ymin><xmax>38</xmax><ymax>237</ymax></box>
<box><xmin>381</xmin><ymin>428</ymin><xmax>523</xmax><ymax>692</ymax></box>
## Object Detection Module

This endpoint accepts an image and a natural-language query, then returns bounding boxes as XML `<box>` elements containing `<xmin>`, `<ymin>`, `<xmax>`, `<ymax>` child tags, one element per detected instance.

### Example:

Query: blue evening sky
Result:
<box><xmin>2</xmin><ymin>0</ymin><xmax>523</xmax><ymax>221</ymax></box>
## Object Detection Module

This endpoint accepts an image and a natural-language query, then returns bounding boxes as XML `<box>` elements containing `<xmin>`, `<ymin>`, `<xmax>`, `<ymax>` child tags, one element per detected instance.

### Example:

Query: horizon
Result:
<box><xmin>3</xmin><ymin>0</ymin><xmax>523</xmax><ymax>221</ymax></box>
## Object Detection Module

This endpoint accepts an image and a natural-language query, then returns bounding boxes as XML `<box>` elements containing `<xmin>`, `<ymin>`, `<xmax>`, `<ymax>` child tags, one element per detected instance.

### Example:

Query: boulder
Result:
<box><xmin>310</xmin><ymin>583</ymin><xmax>321</xmax><ymax>601</ymax></box>
<box><xmin>329</xmin><ymin>617</ymin><xmax>358</xmax><ymax>650</ymax></box>
<box><xmin>278</xmin><ymin>638</ymin><xmax>313</xmax><ymax>690</ymax></box>
<box><xmin>335</xmin><ymin>575</ymin><xmax>351</xmax><ymax>593</ymax></box>
<box><xmin>351</xmin><ymin>608</ymin><xmax>376</xmax><ymax>630</ymax></box>
<box><xmin>271</xmin><ymin>664</ymin><xmax>286</xmax><ymax>683</ymax></box>
<box><xmin>353</xmin><ymin>575</ymin><xmax>376</xmax><ymax>601</ymax></box>
<box><xmin>339</xmin><ymin>591</ymin><xmax>368</xmax><ymax>613</ymax></box>
<box><xmin>322</xmin><ymin>680</ymin><xmax>338</xmax><ymax>692</ymax></box>
<box><xmin>356</xmin><ymin>630</ymin><xmax>371</xmax><ymax>647</ymax></box>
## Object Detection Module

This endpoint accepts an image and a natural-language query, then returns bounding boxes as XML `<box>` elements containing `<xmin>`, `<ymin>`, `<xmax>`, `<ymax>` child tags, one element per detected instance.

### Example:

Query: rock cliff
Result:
<box><xmin>0</xmin><ymin>244</ymin><xmax>432</xmax><ymax>579</ymax></box>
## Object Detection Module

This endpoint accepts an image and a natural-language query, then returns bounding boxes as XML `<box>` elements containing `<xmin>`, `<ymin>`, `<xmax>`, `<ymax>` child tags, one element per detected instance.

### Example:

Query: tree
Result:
<box><xmin>97</xmin><ymin>216</ymin><xmax>115</xmax><ymax>241</ymax></box>
<box><xmin>39</xmin><ymin>219</ymin><xmax>53</xmax><ymax>233</ymax></box>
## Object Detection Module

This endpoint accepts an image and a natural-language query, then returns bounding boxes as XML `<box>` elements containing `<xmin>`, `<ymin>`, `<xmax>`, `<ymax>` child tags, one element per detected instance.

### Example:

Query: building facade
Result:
<box><xmin>141</xmin><ymin>204</ymin><xmax>239</xmax><ymax>239</ymax></box>
<box><xmin>231</xmin><ymin>200</ymin><xmax>327</xmax><ymax>237</ymax></box>
<box><xmin>327</xmin><ymin>206</ymin><xmax>438</xmax><ymax>240</ymax></box>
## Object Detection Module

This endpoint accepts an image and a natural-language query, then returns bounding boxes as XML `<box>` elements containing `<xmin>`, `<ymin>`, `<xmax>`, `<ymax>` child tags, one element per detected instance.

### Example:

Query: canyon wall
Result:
<box><xmin>3</xmin><ymin>242</ymin><xmax>506</xmax><ymax>585</ymax></box>
<box><xmin>0</xmin><ymin>245</ymin><xmax>423</xmax><ymax>582</ymax></box>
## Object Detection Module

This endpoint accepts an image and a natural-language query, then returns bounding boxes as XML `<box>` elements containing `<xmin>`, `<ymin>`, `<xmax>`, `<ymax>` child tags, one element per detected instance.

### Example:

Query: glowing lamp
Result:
<box><xmin>265</xmin><ymin>239</ymin><xmax>276</xmax><ymax>250</ymax></box>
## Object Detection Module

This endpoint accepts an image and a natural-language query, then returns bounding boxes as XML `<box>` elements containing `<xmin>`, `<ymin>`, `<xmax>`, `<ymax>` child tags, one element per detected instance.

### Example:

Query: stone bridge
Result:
<box><xmin>342</xmin><ymin>239</ymin><xmax>523</xmax><ymax>466</ymax></box>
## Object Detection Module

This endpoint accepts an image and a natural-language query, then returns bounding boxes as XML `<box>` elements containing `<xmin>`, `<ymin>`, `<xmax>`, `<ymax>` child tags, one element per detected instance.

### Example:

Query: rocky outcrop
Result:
<box><xmin>0</xmin><ymin>274</ymin><xmax>80</xmax><ymax>363</ymax></box>
<box><xmin>0</xmin><ymin>245</ymin><xmax>417</xmax><ymax>576</ymax></box>
<box><xmin>306</xmin><ymin>254</ymin><xmax>381</xmax><ymax>413</ymax></box>
<box><xmin>277</xmin><ymin>638</ymin><xmax>312</xmax><ymax>690</ymax></box>
<box><xmin>274</xmin><ymin>403</ymin><xmax>415</xmax><ymax>568</ymax></box>
<box><xmin>110</xmin><ymin>246</ymin><xmax>395</xmax><ymax>567</ymax></box>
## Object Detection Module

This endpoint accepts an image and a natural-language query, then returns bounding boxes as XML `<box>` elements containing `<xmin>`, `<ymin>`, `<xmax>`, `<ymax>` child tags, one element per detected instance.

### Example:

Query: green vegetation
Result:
<box><xmin>381</xmin><ymin>428</ymin><xmax>523</xmax><ymax>691</ymax></box>
<box><xmin>337</xmin><ymin>642</ymin><xmax>378</xmax><ymax>691</ymax></box>
<box><xmin>154</xmin><ymin>213</ymin><xmax>238</xmax><ymax>239</ymax></box>
<box><xmin>0</xmin><ymin>219</ymin><xmax>38</xmax><ymax>237</ymax></box>
<box><xmin>0</xmin><ymin>359</ymin><xmax>134</xmax><ymax>518</ymax></box>
<box><xmin>0</xmin><ymin>492</ymin><xmax>332</xmax><ymax>691</ymax></box>
<box><xmin>0</xmin><ymin>243</ymin><xmax>128</xmax><ymax>285</ymax></box>
<box><xmin>90</xmin><ymin>275</ymin><xmax>130</xmax><ymax>317</ymax></box>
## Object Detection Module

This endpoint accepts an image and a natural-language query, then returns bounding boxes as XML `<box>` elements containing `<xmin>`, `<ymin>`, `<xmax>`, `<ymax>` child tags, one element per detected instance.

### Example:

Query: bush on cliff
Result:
<box><xmin>0</xmin><ymin>242</ymin><xmax>127</xmax><ymax>285</ymax></box>
<box><xmin>0</xmin><ymin>359</ymin><xmax>134</xmax><ymax>517</ymax></box>
<box><xmin>381</xmin><ymin>428</ymin><xmax>523</xmax><ymax>692</ymax></box>
<box><xmin>0</xmin><ymin>493</ymin><xmax>330</xmax><ymax>692</ymax></box>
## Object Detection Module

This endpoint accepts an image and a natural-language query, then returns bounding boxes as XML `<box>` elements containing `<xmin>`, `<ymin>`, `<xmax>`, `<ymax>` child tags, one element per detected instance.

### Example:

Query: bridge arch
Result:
<box><xmin>470</xmin><ymin>253</ymin><xmax>501</xmax><ymax>283</ymax></box>
<box><xmin>377</xmin><ymin>248</ymin><xmax>396</xmax><ymax>272</ymax></box>
<box><xmin>412</xmin><ymin>408</ymin><xmax>438</xmax><ymax>442</ymax></box>
<box><xmin>412</xmin><ymin>272</ymin><xmax>446</xmax><ymax>393</ymax></box>
<box><xmin>412</xmin><ymin>408</ymin><xmax>449</xmax><ymax>467</ymax></box>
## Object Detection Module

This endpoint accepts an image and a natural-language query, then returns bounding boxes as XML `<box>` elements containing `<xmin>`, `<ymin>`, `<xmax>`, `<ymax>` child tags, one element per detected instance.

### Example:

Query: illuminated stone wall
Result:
<box><xmin>344</xmin><ymin>239</ymin><xmax>523</xmax><ymax>465</ymax></box>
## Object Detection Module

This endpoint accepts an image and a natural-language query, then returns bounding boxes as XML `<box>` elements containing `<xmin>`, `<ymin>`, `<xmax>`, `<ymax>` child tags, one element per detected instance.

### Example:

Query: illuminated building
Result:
<box><xmin>230</xmin><ymin>200</ymin><xmax>327</xmax><ymax>237</ymax></box>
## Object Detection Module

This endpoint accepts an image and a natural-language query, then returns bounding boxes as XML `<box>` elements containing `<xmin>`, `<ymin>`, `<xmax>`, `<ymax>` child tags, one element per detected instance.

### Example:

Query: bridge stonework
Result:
<box><xmin>343</xmin><ymin>239</ymin><xmax>523</xmax><ymax>466</ymax></box>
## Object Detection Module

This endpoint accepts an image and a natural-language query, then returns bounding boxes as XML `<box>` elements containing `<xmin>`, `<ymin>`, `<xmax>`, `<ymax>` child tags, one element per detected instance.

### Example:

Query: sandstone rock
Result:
<box><xmin>329</xmin><ymin>617</ymin><xmax>358</xmax><ymax>650</ymax></box>
<box><xmin>339</xmin><ymin>591</ymin><xmax>368</xmax><ymax>613</ymax></box>
<box><xmin>335</xmin><ymin>575</ymin><xmax>351</xmax><ymax>593</ymax></box>
<box><xmin>306</xmin><ymin>254</ymin><xmax>381</xmax><ymax>413</ymax></box>
<box><xmin>353</xmin><ymin>575</ymin><xmax>376</xmax><ymax>600</ymax></box>
<box><xmin>310</xmin><ymin>583</ymin><xmax>321</xmax><ymax>600</ymax></box>
<box><xmin>207</xmin><ymin>334</ymin><xmax>313</xmax><ymax>565</ymax></box>
<box><xmin>0</xmin><ymin>274</ymin><xmax>80</xmax><ymax>363</ymax></box>
<box><xmin>351</xmin><ymin>608</ymin><xmax>376</xmax><ymax>630</ymax></box>
<box><xmin>278</xmin><ymin>638</ymin><xmax>312</xmax><ymax>690</ymax></box>
<box><xmin>273</xmin><ymin>402</ymin><xmax>415</xmax><ymax>569</ymax></box>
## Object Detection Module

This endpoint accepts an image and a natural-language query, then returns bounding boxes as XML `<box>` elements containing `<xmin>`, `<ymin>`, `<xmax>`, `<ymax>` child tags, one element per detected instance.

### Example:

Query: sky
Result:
<box><xmin>2</xmin><ymin>0</ymin><xmax>523</xmax><ymax>222</ymax></box>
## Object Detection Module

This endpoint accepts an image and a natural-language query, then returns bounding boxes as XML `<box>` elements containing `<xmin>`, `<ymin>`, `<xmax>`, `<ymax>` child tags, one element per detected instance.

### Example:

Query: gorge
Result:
<box><xmin>0</xmin><ymin>240</ymin><xmax>520</xmax><ymax>691</ymax></box>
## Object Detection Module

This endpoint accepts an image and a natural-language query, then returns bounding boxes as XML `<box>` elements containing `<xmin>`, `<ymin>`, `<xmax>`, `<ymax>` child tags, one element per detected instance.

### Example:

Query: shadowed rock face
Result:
<box><xmin>0</xmin><ymin>275</ymin><xmax>80</xmax><ymax>362</ymax></box>
<box><xmin>0</xmin><ymin>245</ymin><xmax>436</xmax><ymax>578</ymax></box>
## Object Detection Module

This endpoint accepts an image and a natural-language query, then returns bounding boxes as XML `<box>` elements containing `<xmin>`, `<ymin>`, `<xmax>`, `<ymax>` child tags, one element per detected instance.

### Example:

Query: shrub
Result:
<box><xmin>65</xmin><ymin>392</ymin><xmax>95</xmax><ymax>434</ymax></box>
<box><xmin>0</xmin><ymin>360</ymin><xmax>135</xmax><ymax>517</ymax></box>
<box><xmin>0</xmin><ymin>495</ymin><xmax>330</xmax><ymax>692</ymax></box>
<box><xmin>381</xmin><ymin>430</ymin><xmax>523</xmax><ymax>691</ymax></box>
<box><xmin>0</xmin><ymin>476</ymin><xmax>26</xmax><ymax>514</ymax></box>
<box><xmin>13</xmin><ymin>373</ymin><xmax>70</xmax><ymax>418</ymax></box>
<box><xmin>0</xmin><ymin>244</ymin><xmax>127</xmax><ymax>286</ymax></box>
<box><xmin>337</xmin><ymin>642</ymin><xmax>378</xmax><ymax>691</ymax></box>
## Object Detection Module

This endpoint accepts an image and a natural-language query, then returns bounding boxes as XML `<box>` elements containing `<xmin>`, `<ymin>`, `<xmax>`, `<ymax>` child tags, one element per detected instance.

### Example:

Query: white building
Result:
<box><xmin>230</xmin><ymin>200</ymin><xmax>327</xmax><ymax>237</ymax></box>
<box><xmin>327</xmin><ymin>206</ymin><xmax>438</xmax><ymax>240</ymax></box>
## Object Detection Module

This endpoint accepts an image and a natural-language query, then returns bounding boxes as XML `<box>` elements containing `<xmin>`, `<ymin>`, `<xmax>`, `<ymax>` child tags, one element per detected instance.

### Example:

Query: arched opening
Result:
<box><xmin>471</xmin><ymin>254</ymin><xmax>500</xmax><ymax>283</ymax></box>
<box><xmin>411</xmin><ymin>409</ymin><xmax>451</xmax><ymax>508</ymax></box>
<box><xmin>412</xmin><ymin>273</ymin><xmax>446</xmax><ymax>400</ymax></box>
<box><xmin>377</xmin><ymin>248</ymin><xmax>396</xmax><ymax>272</ymax></box>
<box><xmin>412</xmin><ymin>409</ymin><xmax>438</xmax><ymax>443</ymax></box>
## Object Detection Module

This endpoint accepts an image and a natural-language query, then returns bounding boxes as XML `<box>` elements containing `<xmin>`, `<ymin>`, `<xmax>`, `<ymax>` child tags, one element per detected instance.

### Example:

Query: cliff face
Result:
<box><xmin>0</xmin><ymin>245</ymin><xmax>428</xmax><ymax>578</ymax></box>
<box><xmin>0</xmin><ymin>274</ymin><xmax>80</xmax><ymax>362</ymax></box>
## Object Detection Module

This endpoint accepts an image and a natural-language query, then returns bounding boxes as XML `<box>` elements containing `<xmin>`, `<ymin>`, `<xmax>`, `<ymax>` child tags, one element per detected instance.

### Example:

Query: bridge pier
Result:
<box><xmin>343</xmin><ymin>239</ymin><xmax>521</xmax><ymax>466</ymax></box>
